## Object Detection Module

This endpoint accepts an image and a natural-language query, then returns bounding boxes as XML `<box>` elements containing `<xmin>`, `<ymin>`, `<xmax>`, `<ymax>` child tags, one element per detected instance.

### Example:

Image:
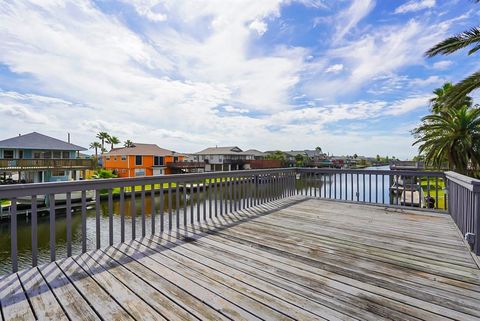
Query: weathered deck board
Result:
<box><xmin>1</xmin><ymin>197</ymin><xmax>480</xmax><ymax>321</ymax></box>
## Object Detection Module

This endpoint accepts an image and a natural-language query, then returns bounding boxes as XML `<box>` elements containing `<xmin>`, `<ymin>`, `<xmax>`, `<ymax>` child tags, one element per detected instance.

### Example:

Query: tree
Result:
<box><xmin>426</xmin><ymin>5</ymin><xmax>480</xmax><ymax>108</ymax></box>
<box><xmin>96</xmin><ymin>132</ymin><xmax>110</xmax><ymax>152</ymax></box>
<box><xmin>430</xmin><ymin>82</ymin><xmax>472</xmax><ymax>113</ymax></box>
<box><xmin>107</xmin><ymin>136</ymin><xmax>120</xmax><ymax>150</ymax></box>
<box><xmin>412</xmin><ymin>105</ymin><xmax>480</xmax><ymax>174</ymax></box>
<box><xmin>124</xmin><ymin>140</ymin><xmax>134</xmax><ymax>147</ymax></box>
<box><xmin>315</xmin><ymin>146</ymin><xmax>322</xmax><ymax>153</ymax></box>
<box><xmin>89</xmin><ymin>142</ymin><xmax>101</xmax><ymax>159</ymax></box>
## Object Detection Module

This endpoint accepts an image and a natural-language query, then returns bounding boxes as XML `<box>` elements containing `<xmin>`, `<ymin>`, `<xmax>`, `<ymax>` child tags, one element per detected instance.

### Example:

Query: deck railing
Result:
<box><xmin>0</xmin><ymin>168</ymin><xmax>296</xmax><ymax>272</ymax></box>
<box><xmin>296</xmin><ymin>168</ymin><xmax>447</xmax><ymax>210</ymax></box>
<box><xmin>445</xmin><ymin>171</ymin><xmax>480</xmax><ymax>255</ymax></box>
<box><xmin>1</xmin><ymin>167</ymin><xmax>479</xmax><ymax>274</ymax></box>
<box><xmin>0</xmin><ymin>158</ymin><xmax>94</xmax><ymax>170</ymax></box>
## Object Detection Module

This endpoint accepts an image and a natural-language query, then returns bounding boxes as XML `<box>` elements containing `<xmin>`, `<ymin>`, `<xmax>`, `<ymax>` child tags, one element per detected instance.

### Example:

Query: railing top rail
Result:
<box><xmin>445</xmin><ymin>171</ymin><xmax>480</xmax><ymax>192</ymax></box>
<box><xmin>0</xmin><ymin>168</ymin><xmax>295</xmax><ymax>198</ymax></box>
<box><xmin>296</xmin><ymin>167</ymin><xmax>445</xmax><ymax>177</ymax></box>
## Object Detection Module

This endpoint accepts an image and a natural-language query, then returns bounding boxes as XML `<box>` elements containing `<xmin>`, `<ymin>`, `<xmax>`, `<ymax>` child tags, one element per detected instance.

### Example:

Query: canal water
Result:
<box><xmin>0</xmin><ymin>166</ymin><xmax>396</xmax><ymax>273</ymax></box>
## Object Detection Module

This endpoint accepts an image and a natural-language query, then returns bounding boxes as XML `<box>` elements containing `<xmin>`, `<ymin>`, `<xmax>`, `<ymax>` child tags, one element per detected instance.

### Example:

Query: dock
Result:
<box><xmin>1</xmin><ymin>197</ymin><xmax>479</xmax><ymax>320</ymax></box>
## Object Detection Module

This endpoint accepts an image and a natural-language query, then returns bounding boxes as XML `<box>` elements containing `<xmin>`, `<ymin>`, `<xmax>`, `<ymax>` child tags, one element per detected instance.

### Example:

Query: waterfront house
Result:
<box><xmin>102</xmin><ymin>143</ymin><xmax>185</xmax><ymax>177</ymax></box>
<box><xmin>195</xmin><ymin>146</ymin><xmax>281</xmax><ymax>171</ymax></box>
<box><xmin>0</xmin><ymin>132</ymin><xmax>93</xmax><ymax>184</ymax></box>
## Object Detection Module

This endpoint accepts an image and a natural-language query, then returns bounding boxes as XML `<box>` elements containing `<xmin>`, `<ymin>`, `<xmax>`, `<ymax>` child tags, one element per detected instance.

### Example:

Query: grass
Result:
<box><xmin>419</xmin><ymin>177</ymin><xmax>446</xmax><ymax>209</ymax></box>
<box><xmin>98</xmin><ymin>178</ymin><xmax>235</xmax><ymax>196</ymax></box>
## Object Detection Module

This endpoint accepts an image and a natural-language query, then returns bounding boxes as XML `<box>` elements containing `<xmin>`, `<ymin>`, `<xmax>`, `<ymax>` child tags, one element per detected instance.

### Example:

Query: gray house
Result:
<box><xmin>0</xmin><ymin>132</ymin><xmax>93</xmax><ymax>184</ymax></box>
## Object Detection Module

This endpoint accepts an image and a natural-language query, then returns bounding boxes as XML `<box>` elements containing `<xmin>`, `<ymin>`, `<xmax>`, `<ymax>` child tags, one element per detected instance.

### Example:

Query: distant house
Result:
<box><xmin>195</xmin><ymin>146</ymin><xmax>249</xmax><ymax>171</ymax></box>
<box><xmin>0</xmin><ymin>132</ymin><xmax>92</xmax><ymax>183</ymax></box>
<box><xmin>195</xmin><ymin>146</ymin><xmax>281</xmax><ymax>171</ymax></box>
<box><xmin>102</xmin><ymin>143</ymin><xmax>185</xmax><ymax>177</ymax></box>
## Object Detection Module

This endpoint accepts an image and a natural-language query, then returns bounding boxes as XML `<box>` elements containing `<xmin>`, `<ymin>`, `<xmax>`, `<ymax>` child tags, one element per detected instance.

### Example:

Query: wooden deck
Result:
<box><xmin>1</xmin><ymin>197</ymin><xmax>480</xmax><ymax>321</ymax></box>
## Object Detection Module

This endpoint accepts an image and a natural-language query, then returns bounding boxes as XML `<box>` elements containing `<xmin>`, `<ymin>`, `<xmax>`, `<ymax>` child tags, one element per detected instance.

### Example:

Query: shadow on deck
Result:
<box><xmin>1</xmin><ymin>197</ymin><xmax>480</xmax><ymax>321</ymax></box>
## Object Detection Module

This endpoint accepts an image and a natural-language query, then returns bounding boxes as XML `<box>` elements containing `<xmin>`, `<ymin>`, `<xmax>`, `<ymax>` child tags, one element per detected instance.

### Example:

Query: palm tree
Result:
<box><xmin>430</xmin><ymin>83</ymin><xmax>472</xmax><ymax>113</ymax></box>
<box><xmin>107</xmin><ymin>136</ymin><xmax>120</xmax><ymax>150</ymax></box>
<box><xmin>96</xmin><ymin>132</ymin><xmax>110</xmax><ymax>152</ymax></box>
<box><xmin>412</xmin><ymin>105</ymin><xmax>480</xmax><ymax>174</ymax></box>
<box><xmin>426</xmin><ymin>5</ymin><xmax>480</xmax><ymax>107</ymax></box>
<box><xmin>124</xmin><ymin>140</ymin><xmax>134</xmax><ymax>147</ymax></box>
<box><xmin>89</xmin><ymin>142</ymin><xmax>101</xmax><ymax>159</ymax></box>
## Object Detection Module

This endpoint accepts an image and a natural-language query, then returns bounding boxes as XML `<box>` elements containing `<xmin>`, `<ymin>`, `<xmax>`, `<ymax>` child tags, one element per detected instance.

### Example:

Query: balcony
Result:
<box><xmin>166</xmin><ymin>161</ymin><xmax>205</xmax><ymax>169</ymax></box>
<box><xmin>0</xmin><ymin>168</ymin><xmax>478</xmax><ymax>319</ymax></box>
<box><xmin>0</xmin><ymin>158</ymin><xmax>94</xmax><ymax>171</ymax></box>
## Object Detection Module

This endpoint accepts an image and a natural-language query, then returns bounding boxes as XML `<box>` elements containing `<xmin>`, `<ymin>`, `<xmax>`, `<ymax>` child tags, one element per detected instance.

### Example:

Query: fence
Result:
<box><xmin>1</xmin><ymin>167</ymin><xmax>479</xmax><ymax>274</ymax></box>
<box><xmin>445</xmin><ymin>171</ymin><xmax>480</xmax><ymax>255</ymax></box>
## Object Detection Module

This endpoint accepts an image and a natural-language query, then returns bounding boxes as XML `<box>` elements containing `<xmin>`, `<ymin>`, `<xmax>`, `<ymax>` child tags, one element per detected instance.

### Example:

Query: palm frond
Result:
<box><xmin>425</xmin><ymin>27</ymin><xmax>480</xmax><ymax>57</ymax></box>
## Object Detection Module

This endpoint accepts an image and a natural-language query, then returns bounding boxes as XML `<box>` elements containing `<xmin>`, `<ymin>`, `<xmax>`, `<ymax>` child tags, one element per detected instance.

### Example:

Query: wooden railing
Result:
<box><xmin>0</xmin><ymin>168</ymin><xmax>296</xmax><ymax>272</ymax></box>
<box><xmin>1</xmin><ymin>167</ymin><xmax>479</xmax><ymax>274</ymax></box>
<box><xmin>445</xmin><ymin>171</ymin><xmax>480</xmax><ymax>255</ymax></box>
<box><xmin>297</xmin><ymin>168</ymin><xmax>447</xmax><ymax>210</ymax></box>
<box><xmin>0</xmin><ymin>158</ymin><xmax>94</xmax><ymax>170</ymax></box>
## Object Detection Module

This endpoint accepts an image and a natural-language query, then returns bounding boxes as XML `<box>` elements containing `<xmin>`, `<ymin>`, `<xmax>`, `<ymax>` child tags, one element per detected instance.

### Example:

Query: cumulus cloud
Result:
<box><xmin>432</xmin><ymin>60</ymin><xmax>453</xmax><ymax>70</ymax></box>
<box><xmin>395</xmin><ymin>0</ymin><xmax>436</xmax><ymax>14</ymax></box>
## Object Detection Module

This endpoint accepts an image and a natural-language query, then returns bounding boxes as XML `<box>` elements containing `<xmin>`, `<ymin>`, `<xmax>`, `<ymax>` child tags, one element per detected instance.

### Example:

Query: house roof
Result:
<box><xmin>244</xmin><ymin>149</ymin><xmax>266</xmax><ymax>157</ymax></box>
<box><xmin>105</xmin><ymin>143</ymin><xmax>182</xmax><ymax>157</ymax></box>
<box><xmin>195</xmin><ymin>146</ymin><xmax>244</xmax><ymax>155</ymax></box>
<box><xmin>0</xmin><ymin>132</ymin><xmax>87</xmax><ymax>151</ymax></box>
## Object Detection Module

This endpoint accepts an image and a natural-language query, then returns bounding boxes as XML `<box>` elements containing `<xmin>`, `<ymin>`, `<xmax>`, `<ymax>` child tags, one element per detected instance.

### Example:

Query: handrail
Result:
<box><xmin>445</xmin><ymin>171</ymin><xmax>480</xmax><ymax>255</ymax></box>
<box><xmin>1</xmin><ymin>167</ymin><xmax>478</xmax><ymax>274</ymax></box>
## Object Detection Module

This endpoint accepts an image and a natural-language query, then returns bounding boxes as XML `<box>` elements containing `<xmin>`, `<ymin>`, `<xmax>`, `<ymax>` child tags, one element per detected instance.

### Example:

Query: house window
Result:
<box><xmin>33</xmin><ymin>152</ymin><xmax>41</xmax><ymax>159</ymax></box>
<box><xmin>42</xmin><ymin>151</ymin><xmax>52</xmax><ymax>159</ymax></box>
<box><xmin>134</xmin><ymin>168</ymin><xmax>145</xmax><ymax>176</ymax></box>
<box><xmin>114</xmin><ymin>157</ymin><xmax>117</xmax><ymax>161</ymax></box>
<box><xmin>121</xmin><ymin>155</ymin><xmax>126</xmax><ymax>161</ymax></box>
<box><xmin>62</xmin><ymin>151</ymin><xmax>70</xmax><ymax>159</ymax></box>
<box><xmin>135</xmin><ymin>155</ymin><xmax>142</xmax><ymax>165</ymax></box>
<box><xmin>18</xmin><ymin>150</ymin><xmax>24</xmax><ymax>159</ymax></box>
<box><xmin>53</xmin><ymin>151</ymin><xmax>61</xmax><ymax>159</ymax></box>
<box><xmin>154</xmin><ymin>156</ymin><xmax>164</xmax><ymax>166</ymax></box>
<box><xmin>105</xmin><ymin>156</ymin><xmax>110</xmax><ymax>160</ymax></box>
<box><xmin>3</xmin><ymin>150</ymin><xmax>14</xmax><ymax>159</ymax></box>
<box><xmin>173</xmin><ymin>156</ymin><xmax>178</xmax><ymax>162</ymax></box>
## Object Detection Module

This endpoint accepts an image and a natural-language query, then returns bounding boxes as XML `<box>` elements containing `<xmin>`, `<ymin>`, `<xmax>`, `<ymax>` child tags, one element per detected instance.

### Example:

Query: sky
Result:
<box><xmin>0</xmin><ymin>0</ymin><xmax>478</xmax><ymax>159</ymax></box>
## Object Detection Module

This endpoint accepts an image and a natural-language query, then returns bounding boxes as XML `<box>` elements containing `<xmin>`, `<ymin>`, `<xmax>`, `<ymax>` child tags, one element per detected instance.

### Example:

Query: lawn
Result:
<box><xmin>419</xmin><ymin>177</ymin><xmax>446</xmax><ymax>209</ymax></box>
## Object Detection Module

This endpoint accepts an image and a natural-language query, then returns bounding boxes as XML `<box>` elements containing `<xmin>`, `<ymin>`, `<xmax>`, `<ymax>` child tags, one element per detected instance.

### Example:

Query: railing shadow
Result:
<box><xmin>0</xmin><ymin>196</ymin><xmax>307</xmax><ymax>310</ymax></box>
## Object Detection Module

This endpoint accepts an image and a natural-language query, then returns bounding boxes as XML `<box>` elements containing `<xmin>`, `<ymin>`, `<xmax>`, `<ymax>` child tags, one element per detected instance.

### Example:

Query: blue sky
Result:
<box><xmin>0</xmin><ymin>0</ymin><xmax>478</xmax><ymax>158</ymax></box>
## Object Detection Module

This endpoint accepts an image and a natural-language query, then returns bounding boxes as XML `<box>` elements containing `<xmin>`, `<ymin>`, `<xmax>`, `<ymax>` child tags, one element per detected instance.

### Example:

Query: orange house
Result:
<box><xmin>102</xmin><ymin>143</ymin><xmax>184</xmax><ymax>177</ymax></box>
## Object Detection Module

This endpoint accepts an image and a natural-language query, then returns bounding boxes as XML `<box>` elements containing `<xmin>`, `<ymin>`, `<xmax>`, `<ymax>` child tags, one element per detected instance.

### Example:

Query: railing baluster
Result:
<box><xmin>197</xmin><ymin>180</ymin><xmax>201</xmax><ymax>221</ymax></box>
<box><xmin>131</xmin><ymin>185</ymin><xmax>136</xmax><ymax>239</ymax></box>
<box><xmin>208</xmin><ymin>179</ymin><xmax>212</xmax><ymax>218</ymax></box>
<box><xmin>183</xmin><ymin>182</ymin><xmax>187</xmax><ymax>226</ymax></box>
<box><xmin>81</xmin><ymin>191</ymin><xmax>87</xmax><ymax>253</ymax></box>
<box><xmin>176</xmin><ymin>182</ymin><xmax>180</xmax><ymax>229</ymax></box>
<box><xmin>190</xmin><ymin>180</ymin><xmax>194</xmax><ymax>224</ymax></box>
<box><xmin>49</xmin><ymin>193</ymin><xmax>56</xmax><ymax>261</ymax></box>
<box><xmin>168</xmin><ymin>182</ymin><xmax>172</xmax><ymax>230</ymax></box>
<box><xmin>159</xmin><ymin>184</ymin><xmax>164</xmax><ymax>232</ymax></box>
<box><xmin>11</xmin><ymin>198</ymin><xmax>17</xmax><ymax>272</ymax></box>
<box><xmin>151</xmin><ymin>184</ymin><xmax>156</xmax><ymax>235</ymax></box>
<box><xmin>229</xmin><ymin>177</ymin><xmax>234</xmax><ymax>212</ymax></box>
<box><xmin>66</xmin><ymin>192</ymin><xmax>72</xmax><ymax>256</ymax></box>
<box><xmin>203</xmin><ymin>178</ymin><xmax>207</xmax><ymax>220</ymax></box>
<box><xmin>141</xmin><ymin>185</ymin><xmax>146</xmax><ymax>237</ymax></box>
<box><xmin>214</xmin><ymin>179</ymin><xmax>218</xmax><ymax>217</ymax></box>
<box><xmin>220</xmin><ymin>177</ymin><xmax>224</xmax><ymax>216</ymax></box>
<box><xmin>435</xmin><ymin>177</ymin><xmax>439</xmax><ymax>210</ymax></box>
<box><xmin>31</xmin><ymin>196</ymin><xmax>37</xmax><ymax>267</ymax></box>
<box><xmin>108</xmin><ymin>189</ymin><xmax>113</xmax><ymax>245</ymax></box>
<box><xmin>120</xmin><ymin>187</ymin><xmax>125</xmax><ymax>242</ymax></box>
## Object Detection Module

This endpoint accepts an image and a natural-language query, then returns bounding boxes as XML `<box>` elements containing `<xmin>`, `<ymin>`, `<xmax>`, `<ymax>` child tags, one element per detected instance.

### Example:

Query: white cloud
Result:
<box><xmin>249</xmin><ymin>19</ymin><xmax>268</xmax><ymax>35</ymax></box>
<box><xmin>334</xmin><ymin>0</ymin><xmax>375</xmax><ymax>43</ymax></box>
<box><xmin>432</xmin><ymin>60</ymin><xmax>453</xmax><ymax>70</ymax></box>
<box><xmin>325</xmin><ymin>64</ymin><xmax>344</xmax><ymax>73</ymax></box>
<box><xmin>224</xmin><ymin>105</ymin><xmax>250</xmax><ymax>113</ymax></box>
<box><xmin>383</xmin><ymin>95</ymin><xmax>431</xmax><ymax>116</ymax></box>
<box><xmin>395</xmin><ymin>0</ymin><xmax>436</xmax><ymax>14</ymax></box>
